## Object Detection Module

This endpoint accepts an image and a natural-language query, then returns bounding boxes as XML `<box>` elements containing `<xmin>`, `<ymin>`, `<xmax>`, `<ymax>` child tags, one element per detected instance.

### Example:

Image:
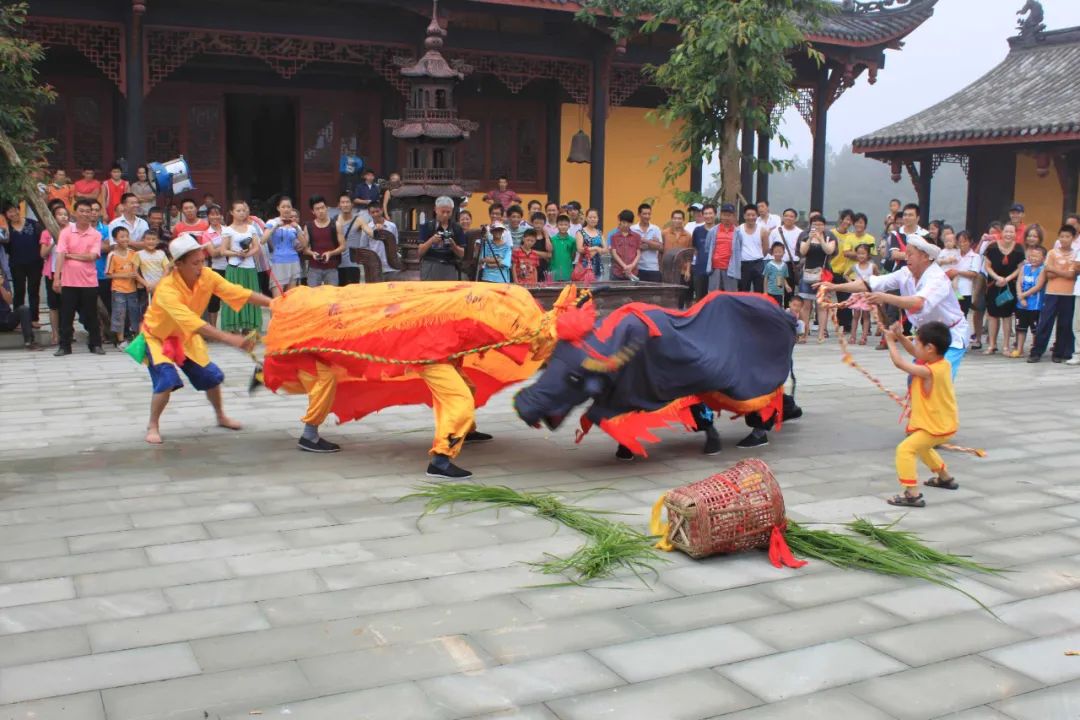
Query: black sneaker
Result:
<box><xmin>1052</xmin><ymin>357</ymin><xmax>1064</xmax><ymax>364</ymax></box>
<box><xmin>90</xmin><ymin>346</ymin><xmax>107</xmax><ymax>355</ymax></box>
<box><xmin>702</xmin><ymin>428</ymin><xmax>722</xmax><ymax>456</ymax></box>
<box><xmin>736</xmin><ymin>432</ymin><xmax>769</xmax><ymax>449</ymax></box>
<box><xmin>1026</xmin><ymin>356</ymin><xmax>1040</xmax><ymax>364</ymax></box>
<box><xmin>615</xmin><ymin>444</ymin><xmax>634</xmax><ymax>461</ymax></box>
<box><xmin>297</xmin><ymin>437</ymin><xmax>341</xmax><ymax>453</ymax></box>
<box><xmin>785</xmin><ymin>404</ymin><xmax>804</xmax><ymax>421</ymax></box>
<box><xmin>426</xmin><ymin>461</ymin><xmax>473</xmax><ymax>479</ymax></box>
<box><xmin>464</xmin><ymin>430</ymin><xmax>493</xmax><ymax>444</ymax></box>
<box><xmin>53</xmin><ymin>347</ymin><xmax>71</xmax><ymax>357</ymax></box>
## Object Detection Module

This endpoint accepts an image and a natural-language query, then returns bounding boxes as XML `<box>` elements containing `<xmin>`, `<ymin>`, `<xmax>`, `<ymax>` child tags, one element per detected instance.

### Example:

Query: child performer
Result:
<box><xmin>1014</xmin><ymin>245</ymin><xmax>1046</xmax><ymax>359</ymax></box>
<box><xmin>845</xmin><ymin>243</ymin><xmax>879</xmax><ymax>345</ymax></box>
<box><xmin>884</xmin><ymin>321</ymin><xmax>959</xmax><ymax>508</ymax></box>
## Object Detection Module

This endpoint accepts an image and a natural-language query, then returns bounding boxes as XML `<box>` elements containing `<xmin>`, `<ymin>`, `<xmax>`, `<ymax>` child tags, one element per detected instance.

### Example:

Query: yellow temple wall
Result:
<box><xmin>1013</xmin><ymin>154</ymin><xmax>1068</xmax><ymax>242</ymax></box>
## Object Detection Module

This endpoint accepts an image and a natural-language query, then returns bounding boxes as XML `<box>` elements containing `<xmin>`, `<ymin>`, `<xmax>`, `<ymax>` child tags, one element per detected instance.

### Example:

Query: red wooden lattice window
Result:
<box><xmin>456</xmin><ymin>97</ymin><xmax>545</xmax><ymax>193</ymax></box>
<box><xmin>36</xmin><ymin>76</ymin><xmax>115</xmax><ymax>174</ymax></box>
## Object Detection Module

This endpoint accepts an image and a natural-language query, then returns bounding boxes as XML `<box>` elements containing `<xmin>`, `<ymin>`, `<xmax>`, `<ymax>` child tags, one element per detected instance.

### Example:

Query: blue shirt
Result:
<box><xmin>269</xmin><ymin>225</ymin><xmax>301</xmax><ymax>264</ymax></box>
<box><xmin>339</xmin><ymin>154</ymin><xmax>364</xmax><ymax>175</ymax></box>
<box><xmin>479</xmin><ymin>240</ymin><xmax>512</xmax><ymax>283</ymax></box>
<box><xmin>94</xmin><ymin>221</ymin><xmax>109</xmax><ymax>280</ymax></box>
<box><xmin>352</xmin><ymin>182</ymin><xmax>381</xmax><ymax>206</ymax></box>
<box><xmin>692</xmin><ymin>225</ymin><xmax>711</xmax><ymax>277</ymax></box>
<box><xmin>1020</xmin><ymin>261</ymin><xmax>1044</xmax><ymax>311</ymax></box>
<box><xmin>764</xmin><ymin>260</ymin><xmax>789</xmax><ymax>296</ymax></box>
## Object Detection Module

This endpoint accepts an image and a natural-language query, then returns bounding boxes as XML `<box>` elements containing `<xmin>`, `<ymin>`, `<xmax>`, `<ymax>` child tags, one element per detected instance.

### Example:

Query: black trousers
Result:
<box><xmin>638</xmin><ymin>269</ymin><xmax>662</xmax><ymax>283</ymax></box>
<box><xmin>835</xmin><ymin>291</ymin><xmax>853</xmax><ymax>332</ymax></box>
<box><xmin>60</xmin><ymin>286</ymin><xmax>101</xmax><ymax>350</ymax></box>
<box><xmin>737</xmin><ymin>259</ymin><xmax>765</xmax><ymax>293</ymax></box>
<box><xmin>97</xmin><ymin>278</ymin><xmax>111</xmax><ymax>314</ymax></box>
<box><xmin>11</xmin><ymin>262</ymin><xmax>43</xmax><ymax>322</ymax></box>
<box><xmin>0</xmin><ymin>305</ymin><xmax>33</xmax><ymax>343</ymax></box>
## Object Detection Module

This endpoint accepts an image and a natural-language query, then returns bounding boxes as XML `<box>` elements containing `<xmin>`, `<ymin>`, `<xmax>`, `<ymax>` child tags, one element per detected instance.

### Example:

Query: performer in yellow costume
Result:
<box><xmin>262</xmin><ymin>281</ymin><xmax>573</xmax><ymax>478</ymax></box>
<box><xmin>141</xmin><ymin>235</ymin><xmax>273</xmax><ymax>444</ymax></box>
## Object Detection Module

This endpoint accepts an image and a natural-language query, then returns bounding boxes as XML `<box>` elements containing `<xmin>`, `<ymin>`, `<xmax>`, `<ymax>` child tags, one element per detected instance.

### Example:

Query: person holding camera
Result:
<box><xmin>301</xmin><ymin>195</ymin><xmax>345</xmax><ymax>288</ymax></box>
<box><xmin>221</xmin><ymin>201</ymin><xmax>263</xmax><ymax>334</ymax></box>
<box><xmin>418</xmin><ymin>196</ymin><xmax>465</xmax><ymax>281</ymax></box>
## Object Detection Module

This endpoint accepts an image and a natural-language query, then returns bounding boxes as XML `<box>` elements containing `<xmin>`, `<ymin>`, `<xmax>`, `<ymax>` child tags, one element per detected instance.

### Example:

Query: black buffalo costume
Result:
<box><xmin>514</xmin><ymin>291</ymin><xmax>799</xmax><ymax>456</ymax></box>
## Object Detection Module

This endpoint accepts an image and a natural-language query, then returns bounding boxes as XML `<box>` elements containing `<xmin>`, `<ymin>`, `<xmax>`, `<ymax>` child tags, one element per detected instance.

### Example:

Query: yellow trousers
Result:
<box><xmin>419</xmin><ymin>364</ymin><xmax>475</xmax><ymax>458</ymax></box>
<box><xmin>896</xmin><ymin>430</ymin><xmax>952</xmax><ymax>488</ymax></box>
<box><xmin>299</xmin><ymin>363</ymin><xmax>338</xmax><ymax>426</ymax></box>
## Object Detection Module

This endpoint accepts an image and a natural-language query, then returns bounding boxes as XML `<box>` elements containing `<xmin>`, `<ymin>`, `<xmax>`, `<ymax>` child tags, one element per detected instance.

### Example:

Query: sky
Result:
<box><xmin>705</xmin><ymin>0</ymin><xmax>1080</xmax><ymax>173</ymax></box>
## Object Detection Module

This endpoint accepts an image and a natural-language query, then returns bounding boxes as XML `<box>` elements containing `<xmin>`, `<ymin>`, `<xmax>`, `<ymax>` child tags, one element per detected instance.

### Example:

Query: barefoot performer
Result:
<box><xmin>136</xmin><ymin>235</ymin><xmax>273</xmax><ymax>444</ymax></box>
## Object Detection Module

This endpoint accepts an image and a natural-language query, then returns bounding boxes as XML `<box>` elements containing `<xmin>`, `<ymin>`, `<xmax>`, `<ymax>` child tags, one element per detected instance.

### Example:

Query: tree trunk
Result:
<box><xmin>718</xmin><ymin>115</ymin><xmax>743</xmax><ymax>205</ymax></box>
<box><xmin>0</xmin><ymin>128</ymin><xmax>62</xmax><ymax>241</ymax></box>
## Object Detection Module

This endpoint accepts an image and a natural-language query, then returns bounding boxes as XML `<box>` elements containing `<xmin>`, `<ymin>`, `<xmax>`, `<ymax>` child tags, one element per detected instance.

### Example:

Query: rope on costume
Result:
<box><xmin>817</xmin><ymin>286</ymin><xmax>986</xmax><ymax>458</ymax></box>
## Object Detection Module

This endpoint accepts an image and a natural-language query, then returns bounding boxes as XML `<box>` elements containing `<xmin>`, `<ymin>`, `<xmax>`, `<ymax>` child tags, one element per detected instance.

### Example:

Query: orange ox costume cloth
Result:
<box><xmin>141</xmin><ymin>268</ymin><xmax>252</xmax><ymax>393</ymax></box>
<box><xmin>261</xmin><ymin>281</ymin><xmax>573</xmax><ymax>476</ymax></box>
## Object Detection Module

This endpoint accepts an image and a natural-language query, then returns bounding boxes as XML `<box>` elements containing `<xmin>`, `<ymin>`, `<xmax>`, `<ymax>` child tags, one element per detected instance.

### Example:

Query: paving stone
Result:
<box><xmin>316</xmin><ymin>551</ymin><xmax>474</xmax><ymax>591</ymax></box>
<box><xmin>718</xmin><ymin>639</ymin><xmax>907</xmax><ymax>703</ymax></box>
<box><xmin>974</xmin><ymin>558</ymin><xmax>1080</xmax><ymax>599</ymax></box>
<box><xmin>75</xmin><ymin>559</ymin><xmax>232</xmax><ymax>597</ymax></box>
<box><xmin>969</xmin><ymin>532</ymin><xmax>1080</xmax><ymax>566</ymax></box>
<box><xmin>87</xmin><ymin>603</ymin><xmax>270</xmax><ymax>653</ymax></box>
<box><xmin>68</xmin><ymin>524</ymin><xmax>209</xmax><ymax>554</ymax></box>
<box><xmin>939</xmin><ymin>707</ymin><xmax>1017</xmax><ymax>720</ymax></box>
<box><xmin>470</xmin><ymin>706</ymin><xmax>559</xmax><ymax>720</ymax></box>
<box><xmin>992</xmin><ymin>678</ymin><xmax>1080</xmax><ymax>720</ymax></box>
<box><xmin>0</xmin><ymin>538</ymin><xmax>69</xmax><ymax>563</ymax></box>
<box><xmin>223</xmin><ymin>681</ymin><xmax>450</xmax><ymax>720</ymax></box>
<box><xmin>102</xmin><ymin>661</ymin><xmax>312</xmax><ymax>720</ymax></box>
<box><xmin>257</xmin><ymin>581</ymin><xmax>427</xmax><ymax>626</ymax></box>
<box><xmin>0</xmin><ymin>643</ymin><xmax>201</xmax><ymax>704</ymax></box>
<box><xmin>515</xmin><ymin>580</ymin><xmax>682</xmax><ymax>619</ymax></box>
<box><xmin>982</xmin><ymin>628</ymin><xmax>1080</xmax><ymax>684</ymax></box>
<box><xmin>991</xmin><ymin>589</ymin><xmax>1080</xmax><ymax>636</ymax></box>
<box><xmin>130</xmin><ymin>502</ymin><xmax>260</xmax><ymax>529</ymax></box>
<box><xmin>473</xmin><ymin>611</ymin><xmax>651</xmax><ymax>663</ymax></box>
<box><xmin>851</xmin><ymin>655</ymin><xmax>1039</xmax><ymax>720</ymax></box>
<box><xmin>145</xmin><ymin>533</ymin><xmax>290</xmax><ymax>564</ymax></box>
<box><xmin>0</xmin><ymin>590</ymin><xmax>170</xmax><ymax>635</ymax></box>
<box><xmin>225</xmin><ymin>542</ymin><xmax>377</xmax><ymax>577</ymax></box>
<box><xmin>164</xmin><ymin>569</ymin><xmax>324</xmax><ymax>611</ymax></box>
<box><xmin>974</xmin><ymin>510</ymin><xmax>1078</xmax><ymax>537</ymax></box>
<box><xmin>592</xmin><ymin>624</ymin><xmax>774</xmax><ymax>683</ymax></box>
<box><xmin>659</xmin><ymin>555</ymin><xmax>806</xmax><ymax>596</ymax></box>
<box><xmin>715</xmin><ymin>689</ymin><xmax>894</xmax><ymax>720</ymax></box>
<box><xmin>419</xmin><ymin>652</ymin><xmax>625</xmax><ymax>717</ymax></box>
<box><xmin>864</xmin><ymin>576</ymin><xmax>1018</xmax><ymax>622</ymax></box>
<box><xmin>756</xmin><ymin>569</ymin><xmax>906</xmax><ymax>609</ymax></box>
<box><xmin>0</xmin><ymin>626</ymin><xmax>91</xmax><ymax>669</ymax></box>
<box><xmin>0</xmin><ymin>548</ymin><xmax>146</xmax><ymax>583</ymax></box>
<box><xmin>281</xmin><ymin>516</ymin><xmax>419</xmax><ymax>547</ymax></box>
<box><xmin>618</xmin><ymin>587</ymin><xmax>790</xmax><ymax>635</ymax></box>
<box><xmin>547</xmin><ymin>669</ymin><xmax>760</xmax><ymax>720</ymax></box>
<box><xmin>861</xmin><ymin>610</ymin><xmax>1031</xmax><ymax>666</ymax></box>
<box><xmin>0</xmin><ymin>692</ymin><xmax>105</xmax><ymax>720</ymax></box>
<box><xmin>413</xmin><ymin>565</ymin><xmax>542</xmax><ymax>604</ymax></box>
<box><xmin>0</xmin><ymin>577</ymin><xmax>75</xmax><ymax>609</ymax></box>
<box><xmin>299</xmin><ymin>636</ymin><xmax>490</xmax><ymax>694</ymax></box>
<box><xmin>205</xmin><ymin>510</ymin><xmax>335</xmax><ymax>538</ymax></box>
<box><xmin>736</xmin><ymin>599</ymin><xmax>900</xmax><ymax>651</ymax></box>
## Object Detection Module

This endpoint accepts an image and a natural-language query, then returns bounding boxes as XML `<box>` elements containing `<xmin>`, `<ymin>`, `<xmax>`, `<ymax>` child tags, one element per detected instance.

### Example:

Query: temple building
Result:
<box><xmin>854</xmin><ymin>2</ymin><xmax>1080</xmax><ymax>235</ymax></box>
<box><xmin>27</xmin><ymin>0</ymin><xmax>933</xmax><ymax>227</ymax></box>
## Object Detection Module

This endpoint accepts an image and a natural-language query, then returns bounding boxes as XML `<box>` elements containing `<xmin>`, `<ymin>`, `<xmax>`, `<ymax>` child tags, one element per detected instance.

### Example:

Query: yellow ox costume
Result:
<box><xmin>261</xmin><ymin>281</ymin><xmax>573</xmax><ymax>475</ymax></box>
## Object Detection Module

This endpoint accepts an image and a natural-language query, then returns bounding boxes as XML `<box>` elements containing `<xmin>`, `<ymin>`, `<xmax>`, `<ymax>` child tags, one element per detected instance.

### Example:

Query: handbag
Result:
<box><xmin>801</xmin><ymin>265</ymin><xmax>822</xmax><ymax>284</ymax></box>
<box><xmin>571</xmin><ymin>263</ymin><xmax>595</xmax><ymax>283</ymax></box>
<box><xmin>994</xmin><ymin>284</ymin><xmax>1014</xmax><ymax>307</ymax></box>
<box><xmin>971</xmin><ymin>272</ymin><xmax>987</xmax><ymax>311</ymax></box>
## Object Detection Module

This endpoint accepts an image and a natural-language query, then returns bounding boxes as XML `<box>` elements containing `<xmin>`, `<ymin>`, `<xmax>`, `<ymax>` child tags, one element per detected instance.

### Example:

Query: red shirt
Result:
<box><xmin>512</xmin><ymin>247</ymin><xmax>540</xmax><ymax>284</ymax></box>
<box><xmin>73</xmin><ymin>179</ymin><xmax>101</xmax><ymax>199</ymax></box>
<box><xmin>174</xmin><ymin>219</ymin><xmax>209</xmax><ymax>238</ymax></box>
<box><xmin>712</xmin><ymin>223</ymin><xmax>735</xmax><ymax>270</ymax></box>
<box><xmin>609</xmin><ymin>228</ymin><xmax>642</xmax><ymax>279</ymax></box>
<box><xmin>101</xmin><ymin>179</ymin><xmax>129</xmax><ymax>221</ymax></box>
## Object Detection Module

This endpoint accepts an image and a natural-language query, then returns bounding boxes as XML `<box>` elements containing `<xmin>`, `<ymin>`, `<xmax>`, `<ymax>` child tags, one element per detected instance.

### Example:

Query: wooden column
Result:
<box><xmin>756</xmin><ymin>130</ymin><xmax>770</xmax><ymax>203</ymax></box>
<box><xmin>124</xmin><ymin>0</ymin><xmax>146</xmax><ymax>171</ymax></box>
<box><xmin>546</xmin><ymin>93</ymin><xmax>561</xmax><ymax>202</ymax></box>
<box><xmin>918</xmin><ymin>155</ymin><xmax>933</xmax><ymax>223</ymax></box>
<box><xmin>589</xmin><ymin>41</ymin><xmax>612</xmax><ymax>220</ymax></box>
<box><xmin>809</xmin><ymin>67</ymin><xmax>829</xmax><ymax>213</ymax></box>
<box><xmin>1063</xmin><ymin>151</ymin><xmax>1079</xmax><ymax>217</ymax></box>
<box><xmin>381</xmin><ymin>93</ymin><xmax>400</xmax><ymax>181</ymax></box>
<box><xmin>740</xmin><ymin>124</ymin><xmax>754</xmax><ymax>205</ymax></box>
<box><xmin>965</xmin><ymin>153</ymin><xmax>980</xmax><ymax>237</ymax></box>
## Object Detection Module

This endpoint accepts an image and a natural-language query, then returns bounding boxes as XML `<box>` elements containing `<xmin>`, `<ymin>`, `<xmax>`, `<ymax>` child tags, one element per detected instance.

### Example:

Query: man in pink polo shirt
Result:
<box><xmin>54</xmin><ymin>197</ymin><xmax>105</xmax><ymax>356</ymax></box>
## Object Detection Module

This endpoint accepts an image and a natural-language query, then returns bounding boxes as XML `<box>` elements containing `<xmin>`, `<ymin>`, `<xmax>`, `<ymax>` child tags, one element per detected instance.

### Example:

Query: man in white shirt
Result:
<box><xmin>107</xmin><ymin>193</ymin><xmax>150</xmax><ymax>250</ymax></box>
<box><xmin>335</xmin><ymin>192</ymin><xmax>367</xmax><ymax>286</ymax></box>
<box><xmin>756</xmin><ymin>200</ymin><xmax>782</xmax><ymax>233</ymax></box>
<box><xmin>821</xmin><ymin>235</ymin><xmax>969</xmax><ymax>378</ymax></box>
<box><xmin>631</xmin><ymin>202</ymin><xmax>664</xmax><ymax>283</ymax></box>
<box><xmin>736</xmin><ymin>204</ymin><xmax>769</xmax><ymax>293</ymax></box>
<box><xmin>684</xmin><ymin>202</ymin><xmax>705</xmax><ymax>237</ymax></box>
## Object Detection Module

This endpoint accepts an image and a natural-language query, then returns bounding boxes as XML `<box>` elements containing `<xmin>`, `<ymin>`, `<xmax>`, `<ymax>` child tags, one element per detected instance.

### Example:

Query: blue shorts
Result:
<box><xmin>945</xmin><ymin>345</ymin><xmax>965</xmax><ymax>380</ymax></box>
<box><xmin>148</xmin><ymin>358</ymin><xmax>225</xmax><ymax>394</ymax></box>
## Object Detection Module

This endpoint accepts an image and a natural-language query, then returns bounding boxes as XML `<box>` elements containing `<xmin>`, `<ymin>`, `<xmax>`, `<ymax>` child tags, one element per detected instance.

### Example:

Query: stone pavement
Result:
<box><xmin>0</xmin><ymin>338</ymin><xmax>1079</xmax><ymax>720</ymax></box>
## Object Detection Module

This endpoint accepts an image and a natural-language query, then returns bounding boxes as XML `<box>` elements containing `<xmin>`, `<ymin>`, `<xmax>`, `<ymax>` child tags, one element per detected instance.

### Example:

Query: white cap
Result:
<box><xmin>168</xmin><ymin>234</ymin><xmax>203</xmax><ymax>261</ymax></box>
<box><xmin>906</xmin><ymin>235</ymin><xmax>940</xmax><ymax>261</ymax></box>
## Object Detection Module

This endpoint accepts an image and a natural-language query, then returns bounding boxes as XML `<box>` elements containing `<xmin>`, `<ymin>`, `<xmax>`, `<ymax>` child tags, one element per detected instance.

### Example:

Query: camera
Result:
<box><xmin>239</xmin><ymin>237</ymin><xmax>252</xmax><ymax>251</ymax></box>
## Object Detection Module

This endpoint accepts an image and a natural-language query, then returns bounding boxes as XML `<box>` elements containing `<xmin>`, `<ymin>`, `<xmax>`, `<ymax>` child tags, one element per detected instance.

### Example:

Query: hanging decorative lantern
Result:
<box><xmin>890</xmin><ymin>159</ymin><xmax>902</xmax><ymax>183</ymax></box>
<box><xmin>567</xmin><ymin>130</ymin><xmax>592</xmax><ymax>164</ymax></box>
<box><xmin>1035</xmin><ymin>152</ymin><xmax>1051</xmax><ymax>178</ymax></box>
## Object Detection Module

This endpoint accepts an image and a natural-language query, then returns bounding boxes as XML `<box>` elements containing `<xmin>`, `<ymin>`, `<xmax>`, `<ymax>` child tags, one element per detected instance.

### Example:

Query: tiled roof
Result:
<box><xmin>854</xmin><ymin>27</ymin><xmax>1080</xmax><ymax>154</ymax></box>
<box><xmin>466</xmin><ymin>0</ymin><xmax>936</xmax><ymax>48</ymax></box>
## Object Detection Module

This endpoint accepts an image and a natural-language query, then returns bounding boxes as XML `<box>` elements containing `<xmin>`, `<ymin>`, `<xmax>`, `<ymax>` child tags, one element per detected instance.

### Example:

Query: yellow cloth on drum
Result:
<box><xmin>420</xmin><ymin>364</ymin><xmax>476</xmax><ymax>459</ymax></box>
<box><xmin>649</xmin><ymin>493</ymin><xmax>674</xmax><ymax>551</ymax></box>
<box><xmin>896</xmin><ymin>429</ymin><xmax>952</xmax><ymax>488</ymax></box>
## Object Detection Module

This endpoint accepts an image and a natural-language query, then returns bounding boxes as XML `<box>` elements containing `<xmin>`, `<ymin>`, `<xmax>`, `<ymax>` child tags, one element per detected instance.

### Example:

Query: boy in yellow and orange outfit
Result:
<box><xmin>884</xmin><ymin>320</ymin><xmax>959</xmax><ymax>508</ymax></box>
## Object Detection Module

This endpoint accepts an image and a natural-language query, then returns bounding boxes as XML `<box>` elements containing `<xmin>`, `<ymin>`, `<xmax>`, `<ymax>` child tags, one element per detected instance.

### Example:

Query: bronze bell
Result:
<box><xmin>567</xmin><ymin>130</ymin><xmax>592</xmax><ymax>164</ymax></box>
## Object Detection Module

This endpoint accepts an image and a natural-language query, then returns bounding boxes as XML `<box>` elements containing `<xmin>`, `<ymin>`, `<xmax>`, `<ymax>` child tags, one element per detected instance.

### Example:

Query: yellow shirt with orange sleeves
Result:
<box><xmin>143</xmin><ymin>267</ymin><xmax>252</xmax><ymax>367</ymax></box>
<box><xmin>906</xmin><ymin>359</ymin><xmax>958</xmax><ymax>437</ymax></box>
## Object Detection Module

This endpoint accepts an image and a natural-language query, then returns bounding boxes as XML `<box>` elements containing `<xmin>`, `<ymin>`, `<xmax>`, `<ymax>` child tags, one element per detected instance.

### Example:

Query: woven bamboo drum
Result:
<box><xmin>661</xmin><ymin>458</ymin><xmax>784</xmax><ymax>558</ymax></box>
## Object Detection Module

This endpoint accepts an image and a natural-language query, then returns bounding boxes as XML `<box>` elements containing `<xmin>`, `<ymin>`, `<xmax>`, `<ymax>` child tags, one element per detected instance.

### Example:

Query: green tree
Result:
<box><xmin>578</xmin><ymin>0</ymin><xmax>833</xmax><ymax>204</ymax></box>
<box><xmin>0</xmin><ymin>2</ymin><xmax>59</xmax><ymax>238</ymax></box>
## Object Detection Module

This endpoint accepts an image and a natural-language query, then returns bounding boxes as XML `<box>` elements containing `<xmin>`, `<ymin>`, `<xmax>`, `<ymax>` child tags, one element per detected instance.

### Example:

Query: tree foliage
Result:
<box><xmin>0</xmin><ymin>2</ymin><xmax>56</xmax><ymax>227</ymax></box>
<box><xmin>577</xmin><ymin>0</ymin><xmax>834</xmax><ymax>204</ymax></box>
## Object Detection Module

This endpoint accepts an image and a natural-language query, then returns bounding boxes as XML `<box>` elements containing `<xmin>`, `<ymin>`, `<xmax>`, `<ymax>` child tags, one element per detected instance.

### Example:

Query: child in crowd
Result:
<box><xmin>763</xmin><ymin>241</ymin><xmax>792</xmax><ymax>307</ymax></box>
<box><xmin>884</xmin><ymin>320</ymin><xmax>959</xmax><ymax>508</ymax></box>
<box><xmin>549</xmin><ymin>214</ymin><xmax>576</xmax><ymax>282</ymax></box>
<box><xmin>952</xmin><ymin>230</ymin><xmax>982</xmax><ymax>318</ymax></box>
<box><xmin>608</xmin><ymin>209</ymin><xmax>641</xmax><ymax>281</ymax></box>
<box><xmin>479</xmin><ymin>225</ymin><xmax>512</xmax><ymax>283</ymax></box>
<box><xmin>137</xmin><ymin>233</ymin><xmax>172</xmax><ymax>301</ymax></box>
<box><xmin>846</xmin><ymin>243</ymin><xmax>879</xmax><ymax>344</ymax></box>
<box><xmin>937</xmin><ymin>227</ymin><xmax>960</xmax><ymax>269</ymax></box>
<box><xmin>105</xmin><ymin>227</ymin><xmax>146</xmax><ymax>348</ymax></box>
<box><xmin>1013</xmin><ymin>245</ymin><xmax>1046</xmax><ymax>358</ymax></box>
<box><xmin>512</xmin><ymin>228</ymin><xmax>541</xmax><ymax>285</ymax></box>
<box><xmin>528</xmin><ymin>211</ymin><xmax>552</xmax><ymax>271</ymax></box>
<box><xmin>787</xmin><ymin>296</ymin><xmax>806</xmax><ymax>338</ymax></box>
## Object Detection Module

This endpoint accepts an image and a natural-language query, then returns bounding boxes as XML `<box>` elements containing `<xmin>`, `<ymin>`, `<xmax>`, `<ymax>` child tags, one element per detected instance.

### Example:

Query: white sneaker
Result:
<box><xmin>1066</xmin><ymin>357</ymin><xmax>1080</xmax><ymax>366</ymax></box>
